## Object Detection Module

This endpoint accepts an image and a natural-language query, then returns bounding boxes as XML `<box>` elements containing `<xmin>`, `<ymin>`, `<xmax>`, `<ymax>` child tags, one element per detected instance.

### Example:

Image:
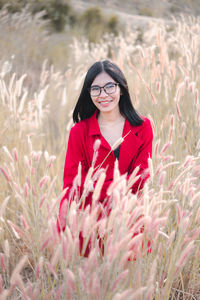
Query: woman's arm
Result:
<box><xmin>128</xmin><ymin>118</ymin><xmax>153</xmax><ymax>194</ymax></box>
<box><xmin>57</xmin><ymin>124</ymin><xmax>88</xmax><ymax>232</ymax></box>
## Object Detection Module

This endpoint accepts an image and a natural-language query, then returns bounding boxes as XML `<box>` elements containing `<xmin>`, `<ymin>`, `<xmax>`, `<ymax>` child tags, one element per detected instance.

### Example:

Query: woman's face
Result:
<box><xmin>89</xmin><ymin>72</ymin><xmax>121</xmax><ymax>114</ymax></box>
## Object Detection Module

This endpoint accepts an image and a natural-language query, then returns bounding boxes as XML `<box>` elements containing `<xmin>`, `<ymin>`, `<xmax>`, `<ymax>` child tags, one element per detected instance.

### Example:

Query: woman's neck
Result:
<box><xmin>98</xmin><ymin>111</ymin><xmax>124</xmax><ymax>125</ymax></box>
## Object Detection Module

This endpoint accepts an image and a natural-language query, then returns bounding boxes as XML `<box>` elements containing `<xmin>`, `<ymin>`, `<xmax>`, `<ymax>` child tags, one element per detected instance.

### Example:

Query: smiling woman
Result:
<box><xmin>57</xmin><ymin>60</ymin><xmax>153</xmax><ymax>254</ymax></box>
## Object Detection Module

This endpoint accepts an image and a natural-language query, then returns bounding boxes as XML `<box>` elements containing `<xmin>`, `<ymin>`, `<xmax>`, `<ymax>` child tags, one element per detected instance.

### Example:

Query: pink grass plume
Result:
<box><xmin>169</xmin><ymin>114</ymin><xmax>175</xmax><ymax>142</ymax></box>
<box><xmin>79</xmin><ymin>267</ymin><xmax>88</xmax><ymax>292</ymax></box>
<box><xmin>156</xmin><ymin>80</ymin><xmax>161</xmax><ymax>93</ymax></box>
<box><xmin>126</xmin><ymin>165</ymin><xmax>140</xmax><ymax>191</ymax></box>
<box><xmin>47</xmin><ymin>155</ymin><xmax>56</xmax><ymax>168</ymax></box>
<box><xmin>2</xmin><ymin>146</ymin><xmax>14</xmax><ymax>162</ymax></box>
<box><xmin>194</xmin><ymin>88</ymin><xmax>199</xmax><ymax>106</ymax></box>
<box><xmin>82</xmin><ymin>215</ymin><xmax>92</xmax><ymax>238</ymax></box>
<box><xmin>160</xmin><ymin>142</ymin><xmax>172</xmax><ymax>156</ymax></box>
<box><xmin>132</xmin><ymin>287</ymin><xmax>148</xmax><ymax>298</ymax></box>
<box><xmin>111</xmin><ymin>269</ymin><xmax>129</xmax><ymax>292</ymax></box>
<box><xmin>32</xmin><ymin>186</ymin><xmax>37</xmax><ymax>196</ymax></box>
<box><xmin>167</xmin><ymin>230</ymin><xmax>176</xmax><ymax>248</ymax></box>
<box><xmin>113</xmin><ymin>288</ymin><xmax>134</xmax><ymax>300</ymax></box>
<box><xmin>24</xmin><ymin>182</ymin><xmax>29</xmax><ymax>198</ymax></box>
<box><xmin>111</xmin><ymin>137</ymin><xmax>124</xmax><ymax>151</ymax></box>
<box><xmin>39</xmin><ymin>193</ymin><xmax>47</xmax><ymax>208</ymax></box>
<box><xmin>12</xmin><ymin>147</ymin><xmax>18</xmax><ymax>162</ymax></box>
<box><xmin>0</xmin><ymin>253</ymin><xmax>6</xmax><ymax>271</ymax></box>
<box><xmin>26</xmin><ymin>177</ymin><xmax>31</xmax><ymax>188</ymax></box>
<box><xmin>66</xmin><ymin>268</ymin><xmax>75</xmax><ymax>290</ymax></box>
<box><xmin>41</xmin><ymin>237</ymin><xmax>50</xmax><ymax>252</ymax></box>
<box><xmin>46</xmin><ymin>262</ymin><xmax>58</xmax><ymax>279</ymax></box>
<box><xmin>10</xmin><ymin>255</ymin><xmax>27</xmax><ymax>285</ymax></box>
<box><xmin>39</xmin><ymin>175</ymin><xmax>50</xmax><ymax>188</ymax></box>
<box><xmin>148</xmin><ymin>157</ymin><xmax>154</xmax><ymax>182</ymax></box>
<box><xmin>191</xmin><ymin>191</ymin><xmax>200</xmax><ymax>205</ymax></box>
<box><xmin>68</xmin><ymin>202</ymin><xmax>78</xmax><ymax>234</ymax></box>
<box><xmin>66</xmin><ymin>226</ymin><xmax>74</xmax><ymax>256</ymax></box>
<box><xmin>189</xmin><ymin>81</ymin><xmax>196</xmax><ymax>93</ymax></box>
<box><xmin>0</xmin><ymin>196</ymin><xmax>10</xmax><ymax>218</ymax></box>
<box><xmin>51</xmin><ymin>245</ymin><xmax>61</xmax><ymax>267</ymax></box>
<box><xmin>88</xmin><ymin>247</ymin><xmax>99</xmax><ymax>270</ymax></box>
<box><xmin>154</xmin><ymin>139</ymin><xmax>160</xmax><ymax>159</ymax></box>
<box><xmin>98</xmin><ymin>218</ymin><xmax>107</xmax><ymax>238</ymax></box>
<box><xmin>182</xmin><ymin>155</ymin><xmax>194</xmax><ymax>168</ymax></box>
<box><xmin>127</xmin><ymin>232</ymin><xmax>143</xmax><ymax>252</ymax></box>
<box><xmin>161</xmin><ymin>155</ymin><xmax>174</xmax><ymax>163</ymax></box>
<box><xmin>119</xmin><ymin>250</ymin><xmax>133</xmax><ymax>268</ymax></box>
<box><xmin>146</xmin><ymin>257</ymin><xmax>157</xmax><ymax>294</ymax></box>
<box><xmin>7</xmin><ymin>220</ymin><xmax>23</xmax><ymax>239</ymax></box>
<box><xmin>44</xmin><ymin>150</ymin><xmax>49</xmax><ymax>161</ymax></box>
<box><xmin>0</xmin><ymin>274</ymin><xmax>3</xmax><ymax>292</ymax></box>
<box><xmin>181</xmin><ymin>122</ymin><xmax>186</xmax><ymax>138</ymax></box>
<box><xmin>93</xmin><ymin>138</ymin><xmax>101</xmax><ymax>152</ymax></box>
<box><xmin>36</xmin><ymin>256</ymin><xmax>43</xmax><ymax>279</ymax></box>
<box><xmin>93</xmin><ymin>171</ymin><xmax>106</xmax><ymax>203</ymax></box>
<box><xmin>24</xmin><ymin>155</ymin><xmax>31</xmax><ymax>169</ymax></box>
<box><xmin>20</xmin><ymin>215</ymin><xmax>29</xmax><ymax>230</ymax></box>
<box><xmin>4</xmin><ymin>240</ymin><xmax>10</xmax><ymax>258</ymax></box>
<box><xmin>174</xmin><ymin>81</ymin><xmax>185</xmax><ymax>102</ymax></box>
<box><xmin>77</xmin><ymin>162</ymin><xmax>82</xmax><ymax>187</ymax></box>
<box><xmin>91</xmin><ymin>273</ymin><xmax>100</xmax><ymax>299</ymax></box>
<box><xmin>0</xmin><ymin>166</ymin><xmax>10</xmax><ymax>182</ymax></box>
<box><xmin>176</xmin><ymin>102</ymin><xmax>181</xmax><ymax>121</ymax></box>
<box><xmin>147</xmin><ymin>114</ymin><xmax>156</xmax><ymax>136</ymax></box>
<box><xmin>61</xmin><ymin>233</ymin><xmax>68</xmax><ymax>260</ymax></box>
<box><xmin>159</xmin><ymin>171</ymin><xmax>166</xmax><ymax>185</ymax></box>
<box><xmin>175</xmin><ymin>241</ymin><xmax>194</xmax><ymax>275</ymax></box>
<box><xmin>36</xmin><ymin>151</ymin><xmax>43</xmax><ymax>162</ymax></box>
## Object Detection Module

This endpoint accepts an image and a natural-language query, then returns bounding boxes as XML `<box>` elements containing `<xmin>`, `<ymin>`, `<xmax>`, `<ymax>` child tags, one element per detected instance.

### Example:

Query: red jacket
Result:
<box><xmin>57</xmin><ymin>111</ymin><xmax>153</xmax><ymax>232</ymax></box>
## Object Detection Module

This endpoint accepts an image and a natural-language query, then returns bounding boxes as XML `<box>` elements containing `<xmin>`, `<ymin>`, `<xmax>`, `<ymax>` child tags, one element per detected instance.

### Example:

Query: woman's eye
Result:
<box><xmin>105</xmin><ymin>83</ymin><xmax>115</xmax><ymax>88</ymax></box>
<box><xmin>91</xmin><ymin>86</ymin><xmax>100</xmax><ymax>91</ymax></box>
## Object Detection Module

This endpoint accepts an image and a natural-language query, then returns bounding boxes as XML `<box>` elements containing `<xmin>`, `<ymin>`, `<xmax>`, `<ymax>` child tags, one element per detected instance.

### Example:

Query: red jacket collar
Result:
<box><xmin>87</xmin><ymin>111</ymin><xmax>101</xmax><ymax>136</ymax></box>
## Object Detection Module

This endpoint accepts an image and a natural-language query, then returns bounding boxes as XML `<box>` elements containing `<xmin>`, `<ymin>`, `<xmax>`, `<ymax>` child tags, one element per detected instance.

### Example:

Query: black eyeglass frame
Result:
<box><xmin>88</xmin><ymin>82</ymin><xmax>119</xmax><ymax>97</ymax></box>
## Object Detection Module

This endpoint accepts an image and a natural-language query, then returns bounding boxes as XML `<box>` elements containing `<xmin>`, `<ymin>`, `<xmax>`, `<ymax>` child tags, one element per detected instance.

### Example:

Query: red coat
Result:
<box><xmin>57</xmin><ymin>111</ymin><xmax>153</xmax><ymax>232</ymax></box>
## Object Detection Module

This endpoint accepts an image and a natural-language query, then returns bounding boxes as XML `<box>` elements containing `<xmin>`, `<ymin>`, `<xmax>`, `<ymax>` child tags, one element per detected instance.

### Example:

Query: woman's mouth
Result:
<box><xmin>97</xmin><ymin>100</ymin><xmax>113</xmax><ymax>107</ymax></box>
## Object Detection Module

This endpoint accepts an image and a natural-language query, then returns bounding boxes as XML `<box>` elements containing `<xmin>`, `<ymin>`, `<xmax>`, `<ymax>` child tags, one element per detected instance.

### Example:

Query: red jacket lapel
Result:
<box><xmin>118</xmin><ymin>119</ymin><xmax>143</xmax><ymax>174</ymax></box>
<box><xmin>86</xmin><ymin>112</ymin><xmax>144</xmax><ymax>176</ymax></box>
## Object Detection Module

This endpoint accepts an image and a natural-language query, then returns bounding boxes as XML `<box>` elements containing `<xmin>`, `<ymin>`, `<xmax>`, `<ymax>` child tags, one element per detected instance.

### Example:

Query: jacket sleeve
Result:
<box><xmin>57</xmin><ymin>124</ymin><xmax>88</xmax><ymax>232</ymax></box>
<box><xmin>128</xmin><ymin>118</ymin><xmax>153</xmax><ymax>194</ymax></box>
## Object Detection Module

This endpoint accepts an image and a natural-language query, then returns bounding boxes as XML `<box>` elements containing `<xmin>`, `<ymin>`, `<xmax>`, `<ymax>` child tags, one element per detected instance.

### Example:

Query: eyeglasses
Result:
<box><xmin>88</xmin><ymin>82</ymin><xmax>119</xmax><ymax>97</ymax></box>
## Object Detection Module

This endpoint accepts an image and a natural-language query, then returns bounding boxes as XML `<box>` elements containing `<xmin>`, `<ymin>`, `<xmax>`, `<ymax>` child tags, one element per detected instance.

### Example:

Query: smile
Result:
<box><xmin>97</xmin><ymin>100</ymin><xmax>113</xmax><ymax>104</ymax></box>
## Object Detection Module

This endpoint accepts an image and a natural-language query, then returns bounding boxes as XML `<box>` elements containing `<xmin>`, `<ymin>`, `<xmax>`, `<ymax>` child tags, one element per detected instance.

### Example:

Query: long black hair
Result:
<box><xmin>73</xmin><ymin>60</ymin><xmax>143</xmax><ymax>126</ymax></box>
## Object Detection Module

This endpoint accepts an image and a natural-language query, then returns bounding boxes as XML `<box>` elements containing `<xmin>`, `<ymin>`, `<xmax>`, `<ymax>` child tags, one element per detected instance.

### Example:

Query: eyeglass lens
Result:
<box><xmin>90</xmin><ymin>83</ymin><xmax>117</xmax><ymax>96</ymax></box>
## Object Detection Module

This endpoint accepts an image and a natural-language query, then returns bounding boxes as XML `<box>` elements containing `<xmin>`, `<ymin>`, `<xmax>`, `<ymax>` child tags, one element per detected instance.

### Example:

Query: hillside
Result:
<box><xmin>72</xmin><ymin>0</ymin><xmax>200</xmax><ymax>29</ymax></box>
<box><xmin>73</xmin><ymin>0</ymin><xmax>200</xmax><ymax>18</ymax></box>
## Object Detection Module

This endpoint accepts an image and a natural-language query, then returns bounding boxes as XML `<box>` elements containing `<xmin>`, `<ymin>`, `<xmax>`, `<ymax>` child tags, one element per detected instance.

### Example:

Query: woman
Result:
<box><xmin>57</xmin><ymin>60</ymin><xmax>153</xmax><ymax>238</ymax></box>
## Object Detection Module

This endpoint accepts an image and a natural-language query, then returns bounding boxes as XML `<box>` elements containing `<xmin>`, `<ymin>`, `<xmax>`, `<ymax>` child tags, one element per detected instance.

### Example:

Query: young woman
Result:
<box><xmin>57</xmin><ymin>60</ymin><xmax>153</xmax><ymax>236</ymax></box>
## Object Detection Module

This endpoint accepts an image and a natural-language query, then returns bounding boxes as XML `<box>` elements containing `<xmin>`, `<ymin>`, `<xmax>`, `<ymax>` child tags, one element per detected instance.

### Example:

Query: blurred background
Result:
<box><xmin>0</xmin><ymin>0</ymin><xmax>200</xmax><ymax>70</ymax></box>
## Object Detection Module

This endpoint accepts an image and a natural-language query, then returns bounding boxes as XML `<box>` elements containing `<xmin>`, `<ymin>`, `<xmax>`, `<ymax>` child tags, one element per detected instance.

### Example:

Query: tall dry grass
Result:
<box><xmin>0</xmin><ymin>9</ymin><xmax>200</xmax><ymax>300</ymax></box>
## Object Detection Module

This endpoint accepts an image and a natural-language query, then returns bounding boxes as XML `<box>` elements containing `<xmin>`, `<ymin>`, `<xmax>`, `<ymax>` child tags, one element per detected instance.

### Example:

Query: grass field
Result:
<box><xmin>0</xmin><ymin>5</ymin><xmax>200</xmax><ymax>300</ymax></box>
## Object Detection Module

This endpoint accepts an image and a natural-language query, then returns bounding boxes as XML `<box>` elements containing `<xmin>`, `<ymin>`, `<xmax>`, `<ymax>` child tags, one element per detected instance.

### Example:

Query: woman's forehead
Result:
<box><xmin>92</xmin><ymin>72</ymin><xmax>115</xmax><ymax>86</ymax></box>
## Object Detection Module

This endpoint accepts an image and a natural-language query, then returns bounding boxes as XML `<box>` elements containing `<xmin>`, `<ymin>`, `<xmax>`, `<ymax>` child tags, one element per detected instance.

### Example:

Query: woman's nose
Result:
<box><xmin>99</xmin><ymin>88</ymin><xmax>107</xmax><ymax>97</ymax></box>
